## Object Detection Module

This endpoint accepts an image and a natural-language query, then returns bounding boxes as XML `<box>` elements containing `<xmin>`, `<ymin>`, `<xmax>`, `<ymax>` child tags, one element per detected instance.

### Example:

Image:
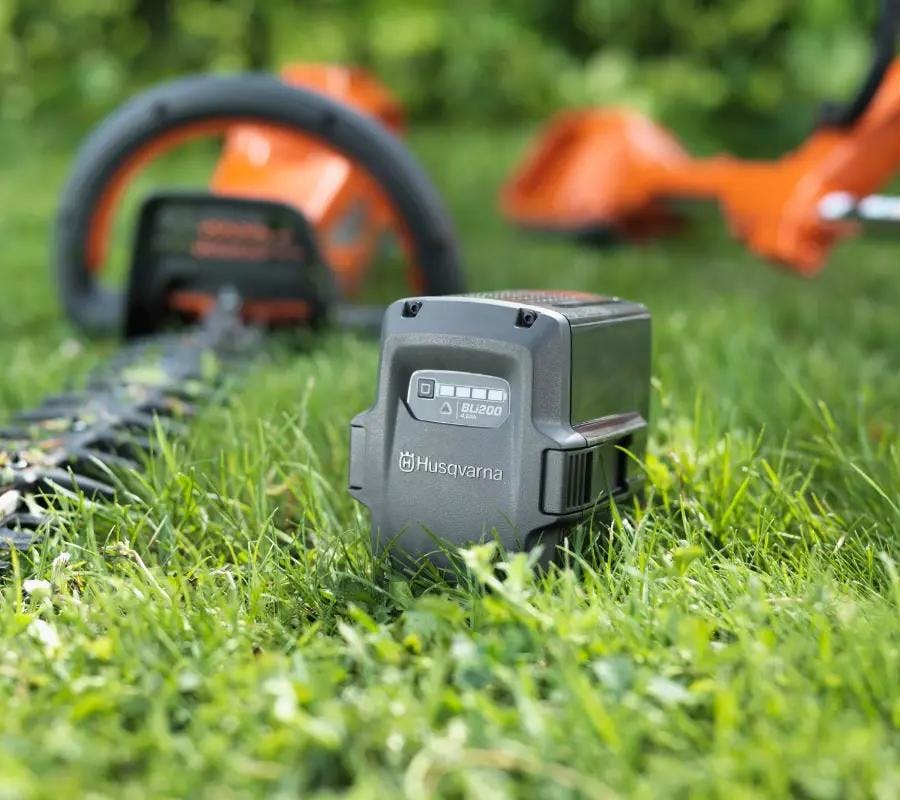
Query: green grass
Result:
<box><xmin>0</xmin><ymin>124</ymin><xmax>898</xmax><ymax>799</ymax></box>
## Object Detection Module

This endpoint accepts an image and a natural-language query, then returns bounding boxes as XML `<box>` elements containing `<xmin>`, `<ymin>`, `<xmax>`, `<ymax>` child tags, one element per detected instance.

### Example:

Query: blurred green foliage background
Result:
<box><xmin>0</xmin><ymin>0</ymin><xmax>885</xmax><ymax>150</ymax></box>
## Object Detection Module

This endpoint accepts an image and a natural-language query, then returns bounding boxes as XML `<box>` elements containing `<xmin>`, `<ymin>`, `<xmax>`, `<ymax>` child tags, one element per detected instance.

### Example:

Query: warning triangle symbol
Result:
<box><xmin>440</xmin><ymin>401</ymin><xmax>453</xmax><ymax>415</ymax></box>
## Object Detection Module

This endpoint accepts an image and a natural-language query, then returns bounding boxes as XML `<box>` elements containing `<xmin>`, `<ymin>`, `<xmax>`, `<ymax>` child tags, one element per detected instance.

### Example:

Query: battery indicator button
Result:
<box><xmin>487</xmin><ymin>389</ymin><xmax>505</xmax><ymax>402</ymax></box>
<box><xmin>471</xmin><ymin>387</ymin><xmax>487</xmax><ymax>400</ymax></box>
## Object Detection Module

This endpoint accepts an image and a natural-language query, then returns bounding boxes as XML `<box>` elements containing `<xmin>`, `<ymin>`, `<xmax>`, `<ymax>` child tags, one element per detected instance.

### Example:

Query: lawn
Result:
<box><xmin>0</xmin><ymin>123</ymin><xmax>898</xmax><ymax>799</ymax></box>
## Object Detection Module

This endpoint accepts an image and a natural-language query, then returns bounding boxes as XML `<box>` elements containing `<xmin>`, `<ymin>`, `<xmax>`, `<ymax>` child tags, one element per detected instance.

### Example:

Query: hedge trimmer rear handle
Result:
<box><xmin>55</xmin><ymin>73</ymin><xmax>464</xmax><ymax>334</ymax></box>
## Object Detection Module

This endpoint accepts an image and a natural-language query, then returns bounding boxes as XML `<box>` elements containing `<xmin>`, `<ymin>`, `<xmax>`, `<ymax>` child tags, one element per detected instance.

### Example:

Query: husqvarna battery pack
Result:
<box><xmin>348</xmin><ymin>291</ymin><xmax>651</xmax><ymax>564</ymax></box>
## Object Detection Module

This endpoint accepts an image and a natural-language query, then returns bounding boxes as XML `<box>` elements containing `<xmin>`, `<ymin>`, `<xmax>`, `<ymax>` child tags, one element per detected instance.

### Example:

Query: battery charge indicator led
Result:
<box><xmin>434</xmin><ymin>382</ymin><xmax>506</xmax><ymax>402</ymax></box>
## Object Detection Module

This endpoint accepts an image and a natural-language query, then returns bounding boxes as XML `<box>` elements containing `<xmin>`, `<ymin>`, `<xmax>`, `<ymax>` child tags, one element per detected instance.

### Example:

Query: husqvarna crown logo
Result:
<box><xmin>397</xmin><ymin>450</ymin><xmax>503</xmax><ymax>481</ymax></box>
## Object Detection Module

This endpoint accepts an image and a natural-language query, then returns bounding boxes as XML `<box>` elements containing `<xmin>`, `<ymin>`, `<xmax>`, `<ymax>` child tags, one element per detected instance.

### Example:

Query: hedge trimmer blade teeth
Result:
<box><xmin>0</xmin><ymin>523</ymin><xmax>44</xmax><ymax>562</ymax></box>
<box><xmin>73</xmin><ymin>448</ymin><xmax>141</xmax><ymax>473</ymax></box>
<box><xmin>24</xmin><ymin>468</ymin><xmax>119</xmax><ymax>503</ymax></box>
<box><xmin>0</xmin><ymin>295</ymin><xmax>257</xmax><ymax>565</ymax></box>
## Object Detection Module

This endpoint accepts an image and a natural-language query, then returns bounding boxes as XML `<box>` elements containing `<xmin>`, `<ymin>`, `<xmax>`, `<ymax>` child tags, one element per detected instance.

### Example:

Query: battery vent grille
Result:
<box><xmin>564</xmin><ymin>449</ymin><xmax>594</xmax><ymax>511</ymax></box>
<box><xmin>465</xmin><ymin>290</ymin><xmax>609</xmax><ymax>308</ymax></box>
<box><xmin>542</xmin><ymin>441</ymin><xmax>629</xmax><ymax>516</ymax></box>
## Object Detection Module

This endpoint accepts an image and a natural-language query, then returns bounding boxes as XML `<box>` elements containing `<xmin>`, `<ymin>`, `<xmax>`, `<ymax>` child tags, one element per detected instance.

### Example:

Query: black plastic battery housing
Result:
<box><xmin>348</xmin><ymin>290</ymin><xmax>651</xmax><ymax>565</ymax></box>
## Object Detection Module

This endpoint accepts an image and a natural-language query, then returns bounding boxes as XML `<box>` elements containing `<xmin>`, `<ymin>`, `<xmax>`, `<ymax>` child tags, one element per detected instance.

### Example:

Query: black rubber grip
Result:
<box><xmin>55</xmin><ymin>73</ymin><xmax>465</xmax><ymax>334</ymax></box>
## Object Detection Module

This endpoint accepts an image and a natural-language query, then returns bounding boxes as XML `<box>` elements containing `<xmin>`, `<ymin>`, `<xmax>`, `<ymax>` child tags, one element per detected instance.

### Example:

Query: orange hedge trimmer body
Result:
<box><xmin>210</xmin><ymin>64</ymin><xmax>406</xmax><ymax>293</ymax></box>
<box><xmin>59</xmin><ymin>64</ymin><xmax>462</xmax><ymax>334</ymax></box>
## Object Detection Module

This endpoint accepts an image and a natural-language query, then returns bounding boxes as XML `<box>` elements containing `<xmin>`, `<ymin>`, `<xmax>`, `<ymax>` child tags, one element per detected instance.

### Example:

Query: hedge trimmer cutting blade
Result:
<box><xmin>0</xmin><ymin>293</ymin><xmax>255</xmax><ymax>564</ymax></box>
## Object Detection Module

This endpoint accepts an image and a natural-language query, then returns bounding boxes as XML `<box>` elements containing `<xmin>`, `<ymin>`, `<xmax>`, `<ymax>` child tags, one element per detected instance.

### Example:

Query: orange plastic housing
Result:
<box><xmin>502</xmin><ymin>60</ymin><xmax>900</xmax><ymax>273</ymax></box>
<box><xmin>210</xmin><ymin>64</ymin><xmax>406</xmax><ymax>292</ymax></box>
<box><xmin>86</xmin><ymin>65</ymin><xmax>408</xmax><ymax>300</ymax></box>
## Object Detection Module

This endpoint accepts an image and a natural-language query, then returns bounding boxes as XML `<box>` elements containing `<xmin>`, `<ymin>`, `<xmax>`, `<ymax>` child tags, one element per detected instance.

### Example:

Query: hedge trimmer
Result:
<box><xmin>1</xmin><ymin>65</ymin><xmax>464</xmax><ymax>564</ymax></box>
